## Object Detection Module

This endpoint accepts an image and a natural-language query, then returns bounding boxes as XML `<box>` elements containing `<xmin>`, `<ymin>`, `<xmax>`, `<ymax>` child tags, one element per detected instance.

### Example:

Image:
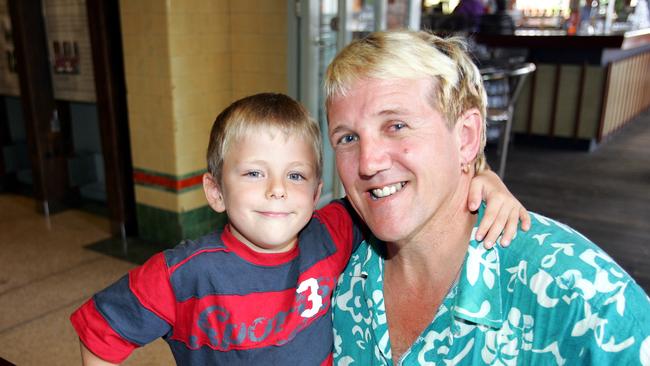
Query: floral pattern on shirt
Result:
<box><xmin>332</xmin><ymin>207</ymin><xmax>650</xmax><ymax>365</ymax></box>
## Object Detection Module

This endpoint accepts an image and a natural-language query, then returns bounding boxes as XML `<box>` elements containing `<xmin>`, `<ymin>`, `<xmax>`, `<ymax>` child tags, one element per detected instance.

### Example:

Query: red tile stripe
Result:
<box><xmin>133</xmin><ymin>170</ymin><xmax>203</xmax><ymax>192</ymax></box>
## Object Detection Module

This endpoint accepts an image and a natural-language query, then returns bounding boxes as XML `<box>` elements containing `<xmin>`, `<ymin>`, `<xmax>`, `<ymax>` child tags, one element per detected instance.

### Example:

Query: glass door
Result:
<box><xmin>289</xmin><ymin>0</ymin><xmax>420</xmax><ymax>206</ymax></box>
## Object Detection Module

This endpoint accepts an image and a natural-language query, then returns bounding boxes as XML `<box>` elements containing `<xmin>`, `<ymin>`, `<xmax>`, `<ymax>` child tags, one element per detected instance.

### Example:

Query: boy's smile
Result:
<box><xmin>205</xmin><ymin>128</ymin><xmax>322</xmax><ymax>254</ymax></box>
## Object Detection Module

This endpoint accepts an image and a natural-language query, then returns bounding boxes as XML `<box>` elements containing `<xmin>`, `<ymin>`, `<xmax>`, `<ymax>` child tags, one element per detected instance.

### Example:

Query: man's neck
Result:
<box><xmin>382</xmin><ymin>191</ymin><xmax>477</xmax><ymax>364</ymax></box>
<box><xmin>384</xmin><ymin>209</ymin><xmax>475</xmax><ymax>290</ymax></box>
<box><xmin>384</xmin><ymin>191</ymin><xmax>476</xmax><ymax>282</ymax></box>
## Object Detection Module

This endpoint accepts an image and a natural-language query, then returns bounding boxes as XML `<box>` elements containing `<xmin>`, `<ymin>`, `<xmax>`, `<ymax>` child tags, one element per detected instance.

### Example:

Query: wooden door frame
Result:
<box><xmin>86</xmin><ymin>0</ymin><xmax>137</xmax><ymax>237</ymax></box>
<box><xmin>8</xmin><ymin>0</ymin><xmax>69</xmax><ymax>214</ymax></box>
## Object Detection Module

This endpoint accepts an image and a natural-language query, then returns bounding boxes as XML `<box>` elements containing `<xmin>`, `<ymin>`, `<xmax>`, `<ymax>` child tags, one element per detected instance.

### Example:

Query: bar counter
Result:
<box><xmin>475</xmin><ymin>28</ymin><xmax>650</xmax><ymax>148</ymax></box>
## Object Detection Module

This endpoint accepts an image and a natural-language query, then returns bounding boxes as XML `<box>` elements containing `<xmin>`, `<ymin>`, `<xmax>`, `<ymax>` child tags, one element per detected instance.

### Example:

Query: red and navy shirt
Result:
<box><xmin>71</xmin><ymin>201</ymin><xmax>362</xmax><ymax>365</ymax></box>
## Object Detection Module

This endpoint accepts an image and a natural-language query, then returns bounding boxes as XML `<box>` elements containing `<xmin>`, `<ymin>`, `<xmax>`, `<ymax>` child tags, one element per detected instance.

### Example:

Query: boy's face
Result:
<box><xmin>204</xmin><ymin>128</ymin><xmax>322</xmax><ymax>253</ymax></box>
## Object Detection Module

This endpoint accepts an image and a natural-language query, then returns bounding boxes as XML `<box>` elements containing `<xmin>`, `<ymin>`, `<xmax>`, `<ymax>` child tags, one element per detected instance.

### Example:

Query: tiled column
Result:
<box><xmin>230</xmin><ymin>0</ymin><xmax>287</xmax><ymax>99</ymax></box>
<box><xmin>120</xmin><ymin>0</ymin><xmax>288</xmax><ymax>245</ymax></box>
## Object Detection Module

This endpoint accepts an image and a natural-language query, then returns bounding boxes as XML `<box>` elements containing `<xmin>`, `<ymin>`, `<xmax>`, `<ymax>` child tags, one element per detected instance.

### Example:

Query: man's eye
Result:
<box><xmin>288</xmin><ymin>172</ymin><xmax>305</xmax><ymax>181</ymax></box>
<box><xmin>390</xmin><ymin>122</ymin><xmax>406</xmax><ymax>131</ymax></box>
<box><xmin>337</xmin><ymin>134</ymin><xmax>358</xmax><ymax>145</ymax></box>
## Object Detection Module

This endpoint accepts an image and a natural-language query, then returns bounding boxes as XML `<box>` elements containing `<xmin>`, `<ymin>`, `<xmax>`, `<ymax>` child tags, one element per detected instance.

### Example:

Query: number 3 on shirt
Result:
<box><xmin>296</xmin><ymin>278</ymin><xmax>323</xmax><ymax>318</ymax></box>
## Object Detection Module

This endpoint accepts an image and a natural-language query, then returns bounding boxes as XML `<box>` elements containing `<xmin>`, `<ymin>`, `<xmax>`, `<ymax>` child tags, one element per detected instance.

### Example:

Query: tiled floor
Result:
<box><xmin>0</xmin><ymin>195</ymin><xmax>174</xmax><ymax>365</ymax></box>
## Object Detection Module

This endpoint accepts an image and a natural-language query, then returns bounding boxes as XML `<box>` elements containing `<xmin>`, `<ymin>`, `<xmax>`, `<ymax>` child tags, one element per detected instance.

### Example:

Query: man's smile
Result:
<box><xmin>369</xmin><ymin>182</ymin><xmax>407</xmax><ymax>200</ymax></box>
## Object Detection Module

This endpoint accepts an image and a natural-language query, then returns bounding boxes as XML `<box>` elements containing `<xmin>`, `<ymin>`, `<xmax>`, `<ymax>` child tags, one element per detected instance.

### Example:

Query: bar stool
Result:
<box><xmin>480</xmin><ymin>62</ymin><xmax>536</xmax><ymax>178</ymax></box>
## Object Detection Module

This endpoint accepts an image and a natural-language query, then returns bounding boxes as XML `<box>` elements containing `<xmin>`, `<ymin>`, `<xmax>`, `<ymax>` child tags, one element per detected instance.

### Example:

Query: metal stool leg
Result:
<box><xmin>497</xmin><ymin>106</ymin><xmax>514</xmax><ymax>178</ymax></box>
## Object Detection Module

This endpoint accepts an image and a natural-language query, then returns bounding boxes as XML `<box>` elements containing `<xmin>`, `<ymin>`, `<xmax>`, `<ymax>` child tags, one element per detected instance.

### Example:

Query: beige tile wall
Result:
<box><xmin>122</xmin><ymin>0</ymin><xmax>289</xmax><ymax>213</ymax></box>
<box><xmin>230</xmin><ymin>0</ymin><xmax>287</xmax><ymax>99</ymax></box>
<box><xmin>121</xmin><ymin>0</ymin><xmax>176</xmax><ymax>179</ymax></box>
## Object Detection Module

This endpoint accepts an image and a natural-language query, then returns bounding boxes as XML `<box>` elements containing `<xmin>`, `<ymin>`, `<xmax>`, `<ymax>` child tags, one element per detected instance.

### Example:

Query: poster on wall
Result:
<box><xmin>0</xmin><ymin>0</ymin><xmax>20</xmax><ymax>97</ymax></box>
<box><xmin>43</xmin><ymin>0</ymin><xmax>96</xmax><ymax>103</ymax></box>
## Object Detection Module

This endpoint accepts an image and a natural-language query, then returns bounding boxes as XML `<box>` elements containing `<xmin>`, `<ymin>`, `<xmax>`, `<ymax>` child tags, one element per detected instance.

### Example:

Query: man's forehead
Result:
<box><xmin>331</xmin><ymin>78</ymin><xmax>433</xmax><ymax>112</ymax></box>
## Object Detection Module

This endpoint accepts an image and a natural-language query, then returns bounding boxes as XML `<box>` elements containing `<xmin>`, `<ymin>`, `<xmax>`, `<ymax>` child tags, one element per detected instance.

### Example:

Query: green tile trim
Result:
<box><xmin>136</xmin><ymin>203</ymin><xmax>227</xmax><ymax>247</ymax></box>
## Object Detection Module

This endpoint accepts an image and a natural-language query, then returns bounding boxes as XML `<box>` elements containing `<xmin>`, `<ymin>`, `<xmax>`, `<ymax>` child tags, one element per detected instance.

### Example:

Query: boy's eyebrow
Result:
<box><xmin>242</xmin><ymin>159</ymin><xmax>316</xmax><ymax>170</ymax></box>
<box><xmin>286</xmin><ymin>160</ymin><xmax>317</xmax><ymax>170</ymax></box>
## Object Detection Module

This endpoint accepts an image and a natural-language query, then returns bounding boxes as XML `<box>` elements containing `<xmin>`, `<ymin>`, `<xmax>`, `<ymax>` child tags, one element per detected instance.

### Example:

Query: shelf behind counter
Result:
<box><xmin>475</xmin><ymin>28</ymin><xmax>650</xmax><ymax>148</ymax></box>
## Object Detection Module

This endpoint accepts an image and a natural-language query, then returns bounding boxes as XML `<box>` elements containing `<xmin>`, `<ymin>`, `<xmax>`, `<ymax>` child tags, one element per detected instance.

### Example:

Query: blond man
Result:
<box><xmin>327</xmin><ymin>31</ymin><xmax>650</xmax><ymax>365</ymax></box>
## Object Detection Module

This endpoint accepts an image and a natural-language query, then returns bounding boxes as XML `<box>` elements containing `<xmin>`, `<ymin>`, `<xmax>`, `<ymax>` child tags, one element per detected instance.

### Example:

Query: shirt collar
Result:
<box><xmin>452</xmin><ymin>203</ymin><xmax>505</xmax><ymax>328</ymax></box>
<box><xmin>355</xmin><ymin>202</ymin><xmax>505</xmax><ymax>333</ymax></box>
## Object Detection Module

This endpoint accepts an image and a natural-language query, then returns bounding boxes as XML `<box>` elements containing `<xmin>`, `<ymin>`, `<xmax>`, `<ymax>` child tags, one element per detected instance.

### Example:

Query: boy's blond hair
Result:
<box><xmin>207</xmin><ymin>93</ymin><xmax>323</xmax><ymax>182</ymax></box>
<box><xmin>324</xmin><ymin>31</ymin><xmax>488</xmax><ymax>172</ymax></box>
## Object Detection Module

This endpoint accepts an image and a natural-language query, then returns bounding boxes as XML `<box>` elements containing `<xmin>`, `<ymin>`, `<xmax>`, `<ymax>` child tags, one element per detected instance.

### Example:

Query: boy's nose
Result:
<box><xmin>266</xmin><ymin>179</ymin><xmax>287</xmax><ymax>199</ymax></box>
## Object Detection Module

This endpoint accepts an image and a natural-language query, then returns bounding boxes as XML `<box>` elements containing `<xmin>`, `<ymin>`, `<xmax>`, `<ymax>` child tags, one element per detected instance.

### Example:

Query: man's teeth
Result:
<box><xmin>371</xmin><ymin>182</ymin><xmax>405</xmax><ymax>198</ymax></box>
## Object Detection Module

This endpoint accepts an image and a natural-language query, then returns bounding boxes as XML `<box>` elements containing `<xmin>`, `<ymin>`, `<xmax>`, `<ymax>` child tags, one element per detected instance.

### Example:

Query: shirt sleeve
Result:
<box><xmin>575</xmin><ymin>282</ymin><xmax>650</xmax><ymax>365</ymax></box>
<box><xmin>315</xmin><ymin>199</ymin><xmax>365</xmax><ymax>255</ymax></box>
<box><xmin>70</xmin><ymin>252</ymin><xmax>176</xmax><ymax>363</ymax></box>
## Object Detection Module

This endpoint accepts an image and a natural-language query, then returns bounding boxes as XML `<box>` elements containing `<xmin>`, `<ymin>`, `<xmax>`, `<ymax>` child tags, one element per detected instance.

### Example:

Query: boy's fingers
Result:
<box><xmin>499</xmin><ymin>208</ymin><xmax>520</xmax><ymax>247</ymax></box>
<box><xmin>476</xmin><ymin>199</ymin><xmax>502</xmax><ymax>245</ymax></box>
<box><xmin>467</xmin><ymin>179</ymin><xmax>483</xmax><ymax>212</ymax></box>
<box><xmin>475</xmin><ymin>204</ymin><xmax>495</xmax><ymax>242</ymax></box>
<box><xmin>483</xmin><ymin>205</ymin><xmax>508</xmax><ymax>249</ymax></box>
<box><xmin>520</xmin><ymin>207</ymin><xmax>531</xmax><ymax>231</ymax></box>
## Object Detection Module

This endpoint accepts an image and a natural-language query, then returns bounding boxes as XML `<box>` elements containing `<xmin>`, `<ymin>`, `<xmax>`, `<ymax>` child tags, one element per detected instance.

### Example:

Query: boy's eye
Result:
<box><xmin>336</xmin><ymin>134</ymin><xmax>358</xmax><ymax>145</ymax></box>
<box><xmin>244</xmin><ymin>171</ymin><xmax>262</xmax><ymax>178</ymax></box>
<box><xmin>288</xmin><ymin>172</ymin><xmax>306</xmax><ymax>181</ymax></box>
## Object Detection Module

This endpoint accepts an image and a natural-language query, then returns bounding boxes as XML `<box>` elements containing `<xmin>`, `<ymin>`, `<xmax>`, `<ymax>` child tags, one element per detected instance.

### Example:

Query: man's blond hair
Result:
<box><xmin>325</xmin><ymin>30</ymin><xmax>488</xmax><ymax>172</ymax></box>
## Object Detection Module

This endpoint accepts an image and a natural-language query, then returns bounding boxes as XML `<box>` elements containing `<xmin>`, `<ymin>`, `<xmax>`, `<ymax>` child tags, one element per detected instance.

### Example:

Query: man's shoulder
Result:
<box><xmin>499</xmin><ymin>211</ymin><xmax>649</xmax><ymax>314</ymax></box>
<box><xmin>502</xmin><ymin>211</ymin><xmax>613</xmax><ymax>271</ymax></box>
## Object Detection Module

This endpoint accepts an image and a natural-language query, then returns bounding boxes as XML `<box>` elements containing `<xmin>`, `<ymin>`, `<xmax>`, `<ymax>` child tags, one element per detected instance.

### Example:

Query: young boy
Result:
<box><xmin>71</xmin><ymin>93</ymin><xmax>527</xmax><ymax>365</ymax></box>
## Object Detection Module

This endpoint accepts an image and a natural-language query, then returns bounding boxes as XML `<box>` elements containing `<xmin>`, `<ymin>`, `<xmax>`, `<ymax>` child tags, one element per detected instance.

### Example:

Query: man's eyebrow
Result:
<box><xmin>329</xmin><ymin>125</ymin><xmax>350</xmax><ymax>136</ymax></box>
<box><xmin>377</xmin><ymin>107</ymin><xmax>408</xmax><ymax>116</ymax></box>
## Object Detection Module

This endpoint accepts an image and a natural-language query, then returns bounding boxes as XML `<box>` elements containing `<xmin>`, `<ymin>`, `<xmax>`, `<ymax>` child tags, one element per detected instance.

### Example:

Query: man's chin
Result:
<box><xmin>365</xmin><ymin>221</ymin><xmax>409</xmax><ymax>244</ymax></box>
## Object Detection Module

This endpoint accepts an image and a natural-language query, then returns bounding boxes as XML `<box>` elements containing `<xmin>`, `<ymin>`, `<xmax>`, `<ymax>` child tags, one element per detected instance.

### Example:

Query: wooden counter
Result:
<box><xmin>475</xmin><ymin>28</ymin><xmax>650</xmax><ymax>147</ymax></box>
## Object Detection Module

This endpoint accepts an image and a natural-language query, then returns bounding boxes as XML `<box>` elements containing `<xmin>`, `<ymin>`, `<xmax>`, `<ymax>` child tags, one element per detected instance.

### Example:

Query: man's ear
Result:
<box><xmin>456</xmin><ymin>108</ymin><xmax>483</xmax><ymax>164</ymax></box>
<box><xmin>313</xmin><ymin>180</ymin><xmax>324</xmax><ymax>206</ymax></box>
<box><xmin>203</xmin><ymin>173</ymin><xmax>226</xmax><ymax>213</ymax></box>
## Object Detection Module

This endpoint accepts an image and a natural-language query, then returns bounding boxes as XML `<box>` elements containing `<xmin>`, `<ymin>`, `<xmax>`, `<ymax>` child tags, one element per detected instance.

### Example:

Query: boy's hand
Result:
<box><xmin>468</xmin><ymin>170</ymin><xmax>531</xmax><ymax>249</ymax></box>
<box><xmin>81</xmin><ymin>343</ymin><xmax>120</xmax><ymax>366</ymax></box>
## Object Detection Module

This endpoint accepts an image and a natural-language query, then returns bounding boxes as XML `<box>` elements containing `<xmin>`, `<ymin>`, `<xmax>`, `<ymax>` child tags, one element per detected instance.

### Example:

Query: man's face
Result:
<box><xmin>328</xmin><ymin>78</ymin><xmax>465</xmax><ymax>244</ymax></box>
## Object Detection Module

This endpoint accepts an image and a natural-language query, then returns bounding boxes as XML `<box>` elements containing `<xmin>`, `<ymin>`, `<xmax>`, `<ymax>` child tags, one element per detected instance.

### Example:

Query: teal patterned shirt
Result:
<box><xmin>332</xmin><ymin>208</ymin><xmax>650</xmax><ymax>365</ymax></box>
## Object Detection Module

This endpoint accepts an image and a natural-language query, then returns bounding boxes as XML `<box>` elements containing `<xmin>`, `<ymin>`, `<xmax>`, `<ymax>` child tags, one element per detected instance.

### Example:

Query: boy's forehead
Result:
<box><xmin>237</xmin><ymin>125</ymin><xmax>302</xmax><ymax>143</ymax></box>
<box><xmin>231</xmin><ymin>128</ymin><xmax>317</xmax><ymax>157</ymax></box>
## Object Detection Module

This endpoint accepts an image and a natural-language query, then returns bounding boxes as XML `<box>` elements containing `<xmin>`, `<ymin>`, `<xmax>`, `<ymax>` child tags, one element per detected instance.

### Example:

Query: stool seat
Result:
<box><xmin>486</xmin><ymin>107</ymin><xmax>510</xmax><ymax>122</ymax></box>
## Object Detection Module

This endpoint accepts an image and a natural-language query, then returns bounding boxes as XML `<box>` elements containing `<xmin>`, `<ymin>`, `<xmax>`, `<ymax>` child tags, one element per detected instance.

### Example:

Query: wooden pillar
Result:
<box><xmin>86</xmin><ymin>0</ymin><xmax>137</xmax><ymax>237</ymax></box>
<box><xmin>8</xmin><ymin>0</ymin><xmax>70</xmax><ymax>214</ymax></box>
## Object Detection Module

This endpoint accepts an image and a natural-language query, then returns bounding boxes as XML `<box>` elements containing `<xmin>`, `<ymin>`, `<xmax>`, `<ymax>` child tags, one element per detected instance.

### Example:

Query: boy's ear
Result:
<box><xmin>456</xmin><ymin>108</ymin><xmax>482</xmax><ymax>164</ymax></box>
<box><xmin>203</xmin><ymin>173</ymin><xmax>226</xmax><ymax>213</ymax></box>
<box><xmin>313</xmin><ymin>181</ymin><xmax>323</xmax><ymax>206</ymax></box>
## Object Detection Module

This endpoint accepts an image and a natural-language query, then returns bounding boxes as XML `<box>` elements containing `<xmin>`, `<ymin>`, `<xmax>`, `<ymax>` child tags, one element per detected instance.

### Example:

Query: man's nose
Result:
<box><xmin>266</xmin><ymin>176</ymin><xmax>287</xmax><ymax>199</ymax></box>
<box><xmin>358</xmin><ymin>137</ymin><xmax>391</xmax><ymax>178</ymax></box>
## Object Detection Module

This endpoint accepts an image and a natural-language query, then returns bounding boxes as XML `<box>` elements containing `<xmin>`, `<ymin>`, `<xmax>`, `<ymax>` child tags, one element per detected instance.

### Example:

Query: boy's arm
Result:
<box><xmin>81</xmin><ymin>342</ymin><xmax>119</xmax><ymax>366</ymax></box>
<box><xmin>71</xmin><ymin>253</ymin><xmax>175</xmax><ymax>363</ymax></box>
<box><xmin>468</xmin><ymin>169</ymin><xmax>531</xmax><ymax>249</ymax></box>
